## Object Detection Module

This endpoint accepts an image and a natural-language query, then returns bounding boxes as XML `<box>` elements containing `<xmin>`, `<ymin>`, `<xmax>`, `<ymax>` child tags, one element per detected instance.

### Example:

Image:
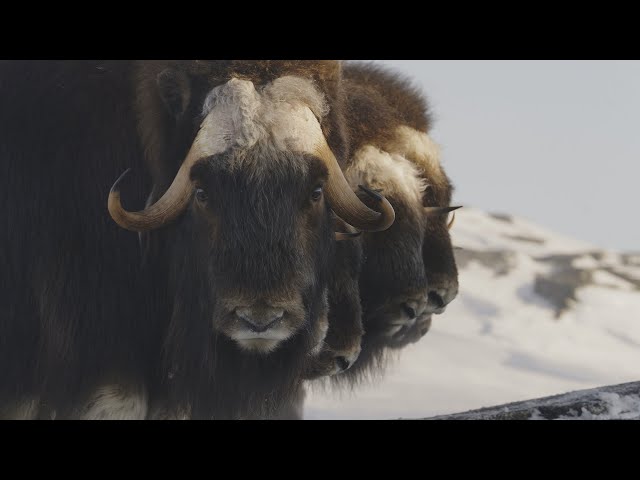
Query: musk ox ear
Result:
<box><xmin>156</xmin><ymin>68</ymin><xmax>191</xmax><ymax>119</ymax></box>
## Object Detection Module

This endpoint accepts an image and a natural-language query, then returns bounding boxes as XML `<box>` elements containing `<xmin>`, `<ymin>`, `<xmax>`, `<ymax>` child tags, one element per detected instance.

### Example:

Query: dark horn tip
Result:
<box><xmin>425</xmin><ymin>205</ymin><xmax>463</xmax><ymax>215</ymax></box>
<box><xmin>358</xmin><ymin>184</ymin><xmax>383</xmax><ymax>202</ymax></box>
<box><xmin>110</xmin><ymin>168</ymin><xmax>132</xmax><ymax>194</ymax></box>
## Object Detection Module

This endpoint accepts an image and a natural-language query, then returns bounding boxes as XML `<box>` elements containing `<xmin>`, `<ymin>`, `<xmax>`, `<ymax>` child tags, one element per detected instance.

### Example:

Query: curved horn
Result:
<box><xmin>335</xmin><ymin>231</ymin><xmax>362</xmax><ymax>241</ymax></box>
<box><xmin>108</xmin><ymin>115</ymin><xmax>219</xmax><ymax>232</ymax></box>
<box><xmin>332</xmin><ymin>212</ymin><xmax>362</xmax><ymax>241</ymax></box>
<box><xmin>316</xmin><ymin>141</ymin><xmax>395</xmax><ymax>232</ymax></box>
<box><xmin>447</xmin><ymin>211</ymin><xmax>456</xmax><ymax>230</ymax></box>
<box><xmin>423</xmin><ymin>206</ymin><xmax>461</xmax><ymax>230</ymax></box>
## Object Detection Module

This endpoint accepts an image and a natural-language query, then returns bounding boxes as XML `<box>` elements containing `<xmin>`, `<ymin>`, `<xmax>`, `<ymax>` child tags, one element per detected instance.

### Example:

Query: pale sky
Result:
<box><xmin>367</xmin><ymin>60</ymin><xmax>640</xmax><ymax>252</ymax></box>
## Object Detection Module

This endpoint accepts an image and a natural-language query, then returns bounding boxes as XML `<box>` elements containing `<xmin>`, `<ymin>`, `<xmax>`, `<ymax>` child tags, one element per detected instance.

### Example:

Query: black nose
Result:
<box><xmin>428</xmin><ymin>291</ymin><xmax>445</xmax><ymax>309</ymax></box>
<box><xmin>336</xmin><ymin>356</ymin><xmax>351</xmax><ymax>371</ymax></box>
<box><xmin>241</xmin><ymin>319</ymin><xmax>279</xmax><ymax>333</ymax></box>
<box><xmin>235</xmin><ymin>308</ymin><xmax>284</xmax><ymax>333</ymax></box>
<box><xmin>402</xmin><ymin>304</ymin><xmax>417</xmax><ymax>319</ymax></box>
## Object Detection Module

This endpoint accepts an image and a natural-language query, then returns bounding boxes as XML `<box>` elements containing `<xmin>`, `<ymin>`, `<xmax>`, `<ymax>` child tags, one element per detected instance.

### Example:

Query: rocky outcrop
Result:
<box><xmin>422</xmin><ymin>381</ymin><xmax>640</xmax><ymax>420</ymax></box>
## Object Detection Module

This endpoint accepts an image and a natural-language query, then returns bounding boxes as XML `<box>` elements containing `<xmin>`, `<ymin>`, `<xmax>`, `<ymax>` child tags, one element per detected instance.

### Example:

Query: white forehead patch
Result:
<box><xmin>384</xmin><ymin>126</ymin><xmax>446</xmax><ymax>186</ymax></box>
<box><xmin>196</xmin><ymin>76</ymin><xmax>329</xmax><ymax>172</ymax></box>
<box><xmin>346</xmin><ymin>145</ymin><xmax>429</xmax><ymax>206</ymax></box>
<box><xmin>263</xmin><ymin>76</ymin><xmax>329</xmax><ymax>121</ymax></box>
<box><xmin>201</xmin><ymin>78</ymin><xmax>263</xmax><ymax>150</ymax></box>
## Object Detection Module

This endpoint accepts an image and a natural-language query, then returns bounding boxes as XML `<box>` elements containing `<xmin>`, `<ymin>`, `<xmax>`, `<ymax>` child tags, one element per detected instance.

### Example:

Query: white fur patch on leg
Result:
<box><xmin>0</xmin><ymin>396</ymin><xmax>40</xmax><ymax>420</ymax></box>
<box><xmin>74</xmin><ymin>384</ymin><xmax>148</xmax><ymax>420</ymax></box>
<box><xmin>147</xmin><ymin>403</ymin><xmax>191</xmax><ymax>420</ymax></box>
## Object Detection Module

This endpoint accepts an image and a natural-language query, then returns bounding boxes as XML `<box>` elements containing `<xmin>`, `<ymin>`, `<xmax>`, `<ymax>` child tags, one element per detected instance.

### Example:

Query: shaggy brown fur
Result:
<box><xmin>343</xmin><ymin>60</ymin><xmax>458</xmax><ymax>309</ymax></box>
<box><xmin>0</xmin><ymin>60</ymin><xmax>358</xmax><ymax>419</ymax></box>
<box><xmin>0</xmin><ymin>60</ymin><xmax>150</xmax><ymax>418</ymax></box>
<box><xmin>308</xmin><ymin>62</ymin><xmax>459</xmax><ymax>393</ymax></box>
<box><xmin>302</xmin><ymin>216</ymin><xmax>364</xmax><ymax>380</ymax></box>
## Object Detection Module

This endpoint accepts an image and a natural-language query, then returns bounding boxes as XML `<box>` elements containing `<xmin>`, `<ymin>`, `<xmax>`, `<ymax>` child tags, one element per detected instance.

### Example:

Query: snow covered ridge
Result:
<box><xmin>304</xmin><ymin>208</ymin><xmax>640</xmax><ymax>420</ymax></box>
<box><xmin>453</xmin><ymin>208</ymin><xmax>640</xmax><ymax>317</ymax></box>
<box><xmin>423</xmin><ymin>381</ymin><xmax>640</xmax><ymax>420</ymax></box>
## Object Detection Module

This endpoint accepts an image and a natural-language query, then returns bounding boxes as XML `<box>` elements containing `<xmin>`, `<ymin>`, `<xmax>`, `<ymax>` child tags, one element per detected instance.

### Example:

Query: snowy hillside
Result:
<box><xmin>304</xmin><ymin>208</ymin><xmax>640</xmax><ymax>419</ymax></box>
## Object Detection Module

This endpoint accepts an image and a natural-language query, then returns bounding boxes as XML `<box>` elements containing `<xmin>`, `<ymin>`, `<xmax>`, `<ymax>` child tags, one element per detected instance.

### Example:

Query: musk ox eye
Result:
<box><xmin>195</xmin><ymin>188</ymin><xmax>208</xmax><ymax>203</ymax></box>
<box><xmin>311</xmin><ymin>186</ymin><xmax>323</xmax><ymax>202</ymax></box>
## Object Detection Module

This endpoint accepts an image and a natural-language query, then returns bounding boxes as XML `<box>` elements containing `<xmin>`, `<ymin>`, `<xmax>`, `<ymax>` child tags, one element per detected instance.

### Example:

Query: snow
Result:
<box><xmin>553</xmin><ymin>392</ymin><xmax>640</xmax><ymax>420</ymax></box>
<box><xmin>304</xmin><ymin>208</ymin><xmax>640</xmax><ymax>419</ymax></box>
<box><xmin>590</xmin><ymin>270</ymin><xmax>636</xmax><ymax>290</ymax></box>
<box><xmin>526</xmin><ymin>389</ymin><xmax>640</xmax><ymax>420</ymax></box>
<box><xmin>526</xmin><ymin>392</ymin><xmax>640</xmax><ymax>420</ymax></box>
<box><xmin>450</xmin><ymin>208</ymin><xmax>597</xmax><ymax>255</ymax></box>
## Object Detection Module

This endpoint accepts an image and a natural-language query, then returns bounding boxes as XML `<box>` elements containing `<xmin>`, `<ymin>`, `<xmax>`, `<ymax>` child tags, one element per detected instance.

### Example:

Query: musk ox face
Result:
<box><xmin>346</xmin><ymin>127</ymin><xmax>459</xmax><ymax>335</ymax></box>
<box><xmin>185</xmin><ymin>150</ymin><xmax>333</xmax><ymax>354</ymax></box>
<box><xmin>358</xmin><ymin>193</ymin><xmax>431</xmax><ymax>333</ymax></box>
<box><xmin>302</xmin><ymin>217</ymin><xmax>364</xmax><ymax>379</ymax></box>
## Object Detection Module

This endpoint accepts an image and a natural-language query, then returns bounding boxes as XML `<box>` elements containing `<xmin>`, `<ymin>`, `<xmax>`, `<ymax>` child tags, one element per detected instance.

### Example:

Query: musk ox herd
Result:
<box><xmin>0</xmin><ymin>60</ymin><xmax>459</xmax><ymax>419</ymax></box>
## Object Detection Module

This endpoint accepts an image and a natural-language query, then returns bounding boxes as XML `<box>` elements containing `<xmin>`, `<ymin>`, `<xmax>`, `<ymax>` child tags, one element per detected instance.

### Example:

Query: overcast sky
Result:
<box><xmin>367</xmin><ymin>61</ymin><xmax>639</xmax><ymax>252</ymax></box>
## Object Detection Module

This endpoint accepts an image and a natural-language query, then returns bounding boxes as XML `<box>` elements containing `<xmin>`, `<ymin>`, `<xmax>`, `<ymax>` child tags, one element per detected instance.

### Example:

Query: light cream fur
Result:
<box><xmin>346</xmin><ymin>145</ymin><xmax>429</xmax><ymax>205</ymax></box>
<box><xmin>310</xmin><ymin>312</ymin><xmax>330</xmax><ymax>356</ymax></box>
<box><xmin>384</xmin><ymin>126</ymin><xmax>447</xmax><ymax>188</ymax></box>
<box><xmin>345</xmin><ymin>126</ymin><xmax>446</xmax><ymax>208</ymax></box>
<box><xmin>0</xmin><ymin>397</ymin><xmax>40</xmax><ymax>420</ymax></box>
<box><xmin>147</xmin><ymin>403</ymin><xmax>191</xmax><ymax>420</ymax></box>
<box><xmin>73</xmin><ymin>384</ymin><xmax>148</xmax><ymax>420</ymax></box>
<box><xmin>197</xmin><ymin>76</ymin><xmax>329</xmax><ymax>174</ymax></box>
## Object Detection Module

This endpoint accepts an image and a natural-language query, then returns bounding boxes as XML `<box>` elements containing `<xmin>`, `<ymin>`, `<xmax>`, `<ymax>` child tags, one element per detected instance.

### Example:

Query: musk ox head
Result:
<box><xmin>302</xmin><ymin>216</ymin><xmax>364</xmax><ymax>380</ymax></box>
<box><xmin>108</xmin><ymin>63</ymin><xmax>397</xmax><ymax>417</ymax></box>
<box><xmin>306</xmin><ymin>129</ymin><xmax>457</xmax><ymax>389</ymax></box>
<box><xmin>108</xmin><ymin>66</ymin><xmax>394</xmax><ymax>360</ymax></box>
<box><xmin>346</xmin><ymin>126</ymin><xmax>459</xmax><ymax>340</ymax></box>
<box><xmin>304</xmin><ymin>130</ymin><xmax>458</xmax><ymax>386</ymax></box>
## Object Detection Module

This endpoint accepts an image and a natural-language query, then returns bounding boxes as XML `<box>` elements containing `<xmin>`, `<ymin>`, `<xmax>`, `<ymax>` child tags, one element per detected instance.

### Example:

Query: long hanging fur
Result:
<box><xmin>0</xmin><ymin>60</ymin><xmax>351</xmax><ymax>419</ymax></box>
<box><xmin>0</xmin><ymin>60</ymin><xmax>152</xmax><ymax>417</ymax></box>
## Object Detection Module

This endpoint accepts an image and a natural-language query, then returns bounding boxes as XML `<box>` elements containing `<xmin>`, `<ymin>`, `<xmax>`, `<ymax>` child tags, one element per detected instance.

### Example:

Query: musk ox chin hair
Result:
<box><xmin>192</xmin><ymin>334</ymin><xmax>316</xmax><ymax>419</ymax></box>
<box><xmin>160</xmin><ymin>291</ymin><xmax>322</xmax><ymax>419</ymax></box>
<box><xmin>325</xmin><ymin>332</ymin><xmax>400</xmax><ymax>391</ymax></box>
<box><xmin>153</xmin><ymin>229</ymin><xmax>329</xmax><ymax>420</ymax></box>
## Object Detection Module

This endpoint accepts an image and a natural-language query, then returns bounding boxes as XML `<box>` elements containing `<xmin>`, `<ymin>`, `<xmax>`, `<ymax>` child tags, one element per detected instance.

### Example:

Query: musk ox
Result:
<box><xmin>301</xmin><ymin>62</ymin><xmax>460</xmax><ymax>396</ymax></box>
<box><xmin>342</xmin><ymin>62</ymin><xmax>459</xmax><ymax>329</ymax></box>
<box><xmin>302</xmin><ymin>215</ymin><xmax>364</xmax><ymax>380</ymax></box>
<box><xmin>0</xmin><ymin>60</ymin><xmax>395</xmax><ymax>420</ymax></box>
